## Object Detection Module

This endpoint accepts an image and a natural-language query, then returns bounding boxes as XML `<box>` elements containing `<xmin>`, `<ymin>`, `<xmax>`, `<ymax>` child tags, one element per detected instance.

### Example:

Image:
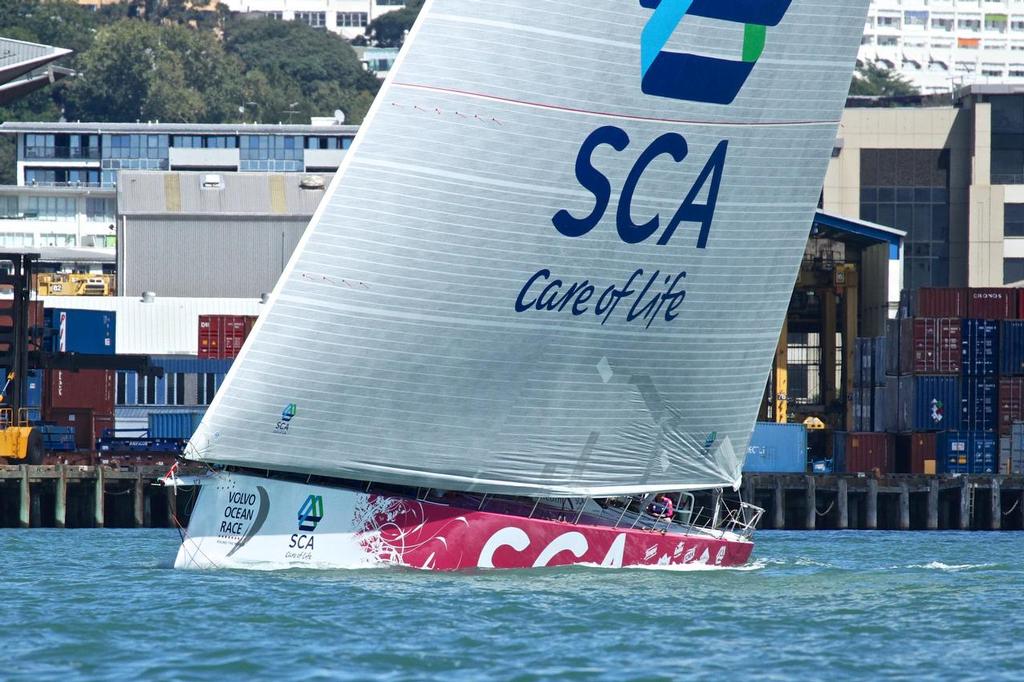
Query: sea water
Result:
<box><xmin>2</xmin><ymin>529</ymin><xmax>1021</xmax><ymax>680</ymax></box>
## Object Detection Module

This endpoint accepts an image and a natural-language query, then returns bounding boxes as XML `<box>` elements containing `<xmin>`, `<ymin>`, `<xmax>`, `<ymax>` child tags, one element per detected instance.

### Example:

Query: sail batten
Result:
<box><xmin>188</xmin><ymin>0</ymin><xmax>870</xmax><ymax>496</ymax></box>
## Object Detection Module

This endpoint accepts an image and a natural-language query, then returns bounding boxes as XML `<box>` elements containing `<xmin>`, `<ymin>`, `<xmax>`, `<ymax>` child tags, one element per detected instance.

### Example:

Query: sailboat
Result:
<box><xmin>173</xmin><ymin>0</ymin><xmax>870</xmax><ymax>570</ymax></box>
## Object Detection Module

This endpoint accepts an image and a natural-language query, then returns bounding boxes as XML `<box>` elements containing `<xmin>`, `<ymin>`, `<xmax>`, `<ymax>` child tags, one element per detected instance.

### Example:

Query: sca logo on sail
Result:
<box><xmin>274</xmin><ymin>403</ymin><xmax>298</xmax><ymax>434</ymax></box>
<box><xmin>289</xmin><ymin>494</ymin><xmax>325</xmax><ymax>554</ymax></box>
<box><xmin>639</xmin><ymin>0</ymin><xmax>792</xmax><ymax>105</ymax></box>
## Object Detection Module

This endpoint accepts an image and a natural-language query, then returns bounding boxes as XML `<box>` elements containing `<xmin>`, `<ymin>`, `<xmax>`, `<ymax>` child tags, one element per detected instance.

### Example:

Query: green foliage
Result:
<box><xmin>0</xmin><ymin>1</ymin><xmax>381</xmax><ymax>127</ymax></box>
<box><xmin>366</xmin><ymin>0</ymin><xmax>424</xmax><ymax>47</ymax></box>
<box><xmin>849</xmin><ymin>62</ymin><xmax>920</xmax><ymax>98</ymax></box>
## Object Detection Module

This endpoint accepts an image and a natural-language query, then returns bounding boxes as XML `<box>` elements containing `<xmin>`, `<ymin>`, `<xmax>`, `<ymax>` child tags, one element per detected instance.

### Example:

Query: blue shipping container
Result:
<box><xmin>45</xmin><ymin>309</ymin><xmax>116</xmax><ymax>355</ymax></box>
<box><xmin>937</xmin><ymin>432</ymin><xmax>997</xmax><ymax>474</ymax></box>
<box><xmin>913</xmin><ymin>372</ymin><xmax>958</xmax><ymax>430</ymax></box>
<box><xmin>25</xmin><ymin>369</ymin><xmax>42</xmax><ymax>408</ymax></box>
<box><xmin>960</xmin><ymin>377</ymin><xmax>997</xmax><ymax>433</ymax></box>
<box><xmin>961</xmin><ymin>319</ymin><xmax>999</xmax><ymax>377</ymax></box>
<box><xmin>38</xmin><ymin>425</ymin><xmax>76</xmax><ymax>452</ymax></box>
<box><xmin>999</xmin><ymin>321</ymin><xmax>1024</xmax><ymax>375</ymax></box>
<box><xmin>148</xmin><ymin>411</ymin><xmax>204</xmax><ymax>439</ymax></box>
<box><xmin>745</xmin><ymin>423</ymin><xmax>807</xmax><ymax>473</ymax></box>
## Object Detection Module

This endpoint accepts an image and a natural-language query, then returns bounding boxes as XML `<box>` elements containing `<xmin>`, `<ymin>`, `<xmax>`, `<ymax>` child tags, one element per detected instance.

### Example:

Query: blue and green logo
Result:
<box><xmin>297</xmin><ymin>494</ymin><xmax>324</xmax><ymax>532</ymax></box>
<box><xmin>640</xmin><ymin>0</ymin><xmax>793</xmax><ymax>104</ymax></box>
<box><xmin>274</xmin><ymin>403</ymin><xmax>298</xmax><ymax>434</ymax></box>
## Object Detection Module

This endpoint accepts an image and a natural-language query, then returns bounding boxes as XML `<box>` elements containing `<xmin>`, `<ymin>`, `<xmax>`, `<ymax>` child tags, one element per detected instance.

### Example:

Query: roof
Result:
<box><xmin>117</xmin><ymin>171</ymin><xmax>332</xmax><ymax>216</ymax></box>
<box><xmin>0</xmin><ymin>184</ymin><xmax>116</xmax><ymax>198</ymax></box>
<box><xmin>812</xmin><ymin>210</ymin><xmax>906</xmax><ymax>257</ymax></box>
<box><xmin>0</xmin><ymin>246</ymin><xmax>114</xmax><ymax>264</ymax></box>
<box><xmin>0</xmin><ymin>37</ymin><xmax>71</xmax><ymax>86</ymax></box>
<box><xmin>37</xmin><ymin>296</ymin><xmax>265</xmax><ymax>355</ymax></box>
<box><xmin>0</xmin><ymin>121</ymin><xmax>359</xmax><ymax>136</ymax></box>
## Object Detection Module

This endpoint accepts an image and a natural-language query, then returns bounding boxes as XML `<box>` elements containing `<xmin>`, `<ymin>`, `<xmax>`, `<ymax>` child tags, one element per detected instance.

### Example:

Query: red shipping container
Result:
<box><xmin>916</xmin><ymin>288</ymin><xmax>967</xmax><ymax>318</ymax></box>
<box><xmin>0</xmin><ymin>300</ymin><xmax>45</xmax><ymax>352</ymax></box>
<box><xmin>42</xmin><ymin>408</ymin><xmax>113</xmax><ymax>450</ymax></box>
<box><xmin>907</xmin><ymin>318</ymin><xmax>961</xmax><ymax>374</ymax></box>
<box><xmin>998</xmin><ymin>377</ymin><xmax>1024</xmax><ymax>436</ymax></box>
<box><xmin>838</xmin><ymin>432</ymin><xmax>894</xmax><ymax>473</ymax></box>
<box><xmin>199</xmin><ymin>315</ymin><xmax>257</xmax><ymax>359</ymax></box>
<box><xmin>44</xmin><ymin>369</ymin><xmax>114</xmax><ymax>414</ymax></box>
<box><xmin>909</xmin><ymin>433</ymin><xmax>937</xmax><ymax>474</ymax></box>
<box><xmin>967</xmin><ymin>288</ymin><xmax>1018</xmax><ymax>320</ymax></box>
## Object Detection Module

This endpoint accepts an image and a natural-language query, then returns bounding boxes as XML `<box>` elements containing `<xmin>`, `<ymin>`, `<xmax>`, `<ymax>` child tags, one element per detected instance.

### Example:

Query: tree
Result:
<box><xmin>849</xmin><ymin>62</ymin><xmax>920</xmax><ymax>97</ymax></box>
<box><xmin>366</xmin><ymin>0</ymin><xmax>424</xmax><ymax>47</ymax></box>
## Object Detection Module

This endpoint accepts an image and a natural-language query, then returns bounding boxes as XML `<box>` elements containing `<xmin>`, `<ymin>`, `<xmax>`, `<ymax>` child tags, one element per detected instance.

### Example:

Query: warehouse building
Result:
<box><xmin>115</xmin><ymin>171</ymin><xmax>330</xmax><ymax>298</ymax></box>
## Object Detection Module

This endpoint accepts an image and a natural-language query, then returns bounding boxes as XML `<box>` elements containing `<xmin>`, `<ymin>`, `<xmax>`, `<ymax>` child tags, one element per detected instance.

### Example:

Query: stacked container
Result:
<box><xmin>42</xmin><ymin>369</ymin><xmax>115</xmax><ymax>450</ymax></box>
<box><xmin>745</xmin><ymin>422</ymin><xmax>807</xmax><ymax>473</ymax></box>
<box><xmin>852</xmin><ymin>337</ymin><xmax>887</xmax><ymax>432</ymax></box>
<box><xmin>887</xmin><ymin>286</ymin><xmax>1019</xmax><ymax>474</ymax></box>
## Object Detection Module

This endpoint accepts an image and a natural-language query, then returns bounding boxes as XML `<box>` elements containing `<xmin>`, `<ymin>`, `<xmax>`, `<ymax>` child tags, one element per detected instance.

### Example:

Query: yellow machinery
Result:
<box><xmin>35</xmin><ymin>273</ymin><xmax>114</xmax><ymax>296</ymax></box>
<box><xmin>0</xmin><ymin>408</ymin><xmax>42</xmax><ymax>464</ymax></box>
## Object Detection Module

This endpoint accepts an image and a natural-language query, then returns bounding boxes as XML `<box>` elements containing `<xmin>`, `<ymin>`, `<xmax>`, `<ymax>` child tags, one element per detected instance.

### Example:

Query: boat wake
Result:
<box><xmin>904</xmin><ymin>561</ymin><xmax>997</xmax><ymax>572</ymax></box>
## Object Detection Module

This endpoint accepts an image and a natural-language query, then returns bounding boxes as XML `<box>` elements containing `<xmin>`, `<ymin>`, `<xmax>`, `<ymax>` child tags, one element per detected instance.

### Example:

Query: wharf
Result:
<box><xmin>0</xmin><ymin>465</ymin><xmax>195</xmax><ymax>528</ymax></box>
<box><xmin>741</xmin><ymin>474</ymin><xmax>1024</xmax><ymax>531</ymax></box>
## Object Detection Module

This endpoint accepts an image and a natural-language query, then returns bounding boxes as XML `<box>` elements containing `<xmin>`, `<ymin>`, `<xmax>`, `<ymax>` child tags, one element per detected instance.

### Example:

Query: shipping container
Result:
<box><xmin>0</xmin><ymin>300</ymin><xmax>44</xmax><ymax>353</ymax></box>
<box><xmin>148</xmin><ymin>411</ymin><xmax>204</xmax><ymax>439</ymax></box>
<box><xmin>744</xmin><ymin>422</ymin><xmax>807</xmax><ymax>473</ymax></box>
<box><xmin>998</xmin><ymin>377</ymin><xmax>1024</xmax><ymax>436</ymax></box>
<box><xmin>915</xmin><ymin>287</ymin><xmax>967</xmax><ymax>318</ymax></box>
<box><xmin>43</xmin><ymin>408</ymin><xmax>112</xmax><ymax>450</ymax></box>
<box><xmin>960</xmin><ymin>319</ymin><xmax>999</xmax><ymax>376</ymax></box>
<box><xmin>885</xmin><ymin>318</ymin><xmax>902</xmax><ymax>376</ymax></box>
<box><xmin>908</xmin><ymin>432</ymin><xmax>937</xmax><ymax>474</ymax></box>
<box><xmin>903</xmin><ymin>318</ymin><xmax>961</xmax><ymax>374</ymax></box>
<box><xmin>967</xmin><ymin>288</ymin><xmax>1018</xmax><ymax>320</ymax></box>
<box><xmin>852</xmin><ymin>384</ymin><xmax>888</xmax><ymax>432</ymax></box>
<box><xmin>999</xmin><ymin>321</ymin><xmax>1024</xmax><ymax>375</ymax></box>
<box><xmin>960</xmin><ymin>377</ymin><xmax>997</xmax><ymax>433</ymax></box>
<box><xmin>44</xmin><ymin>308</ymin><xmax>116</xmax><ymax>355</ymax></box>
<box><xmin>37</xmin><ymin>425</ymin><xmax>76</xmax><ymax>452</ymax></box>
<box><xmin>25</xmin><ymin>369</ymin><xmax>42</xmax><ymax>408</ymax></box>
<box><xmin>198</xmin><ymin>315</ymin><xmax>257</xmax><ymax>359</ymax></box>
<box><xmin>936</xmin><ymin>432</ymin><xmax>997</xmax><ymax>474</ymax></box>
<box><xmin>833</xmin><ymin>432</ymin><xmax>894</xmax><ymax>473</ymax></box>
<box><xmin>854</xmin><ymin>337</ymin><xmax>887</xmax><ymax>388</ymax></box>
<box><xmin>44</xmin><ymin>369</ymin><xmax>114</xmax><ymax>413</ymax></box>
<box><xmin>1011</xmin><ymin>422</ymin><xmax>1024</xmax><ymax>474</ymax></box>
<box><xmin>890</xmin><ymin>375</ymin><xmax>961</xmax><ymax>433</ymax></box>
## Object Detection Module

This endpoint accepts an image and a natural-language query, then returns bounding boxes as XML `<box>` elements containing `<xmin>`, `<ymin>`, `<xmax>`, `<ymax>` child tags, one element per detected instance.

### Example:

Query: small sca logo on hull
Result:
<box><xmin>274</xmin><ymin>403</ymin><xmax>298</xmax><ymax>434</ymax></box>
<box><xmin>640</xmin><ymin>0</ymin><xmax>793</xmax><ymax>104</ymax></box>
<box><xmin>297</xmin><ymin>494</ymin><xmax>325</xmax><ymax>532</ymax></box>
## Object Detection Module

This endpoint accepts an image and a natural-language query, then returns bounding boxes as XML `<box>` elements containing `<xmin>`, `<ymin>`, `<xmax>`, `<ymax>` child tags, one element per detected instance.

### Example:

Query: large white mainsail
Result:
<box><xmin>188</xmin><ymin>0</ymin><xmax>869</xmax><ymax>496</ymax></box>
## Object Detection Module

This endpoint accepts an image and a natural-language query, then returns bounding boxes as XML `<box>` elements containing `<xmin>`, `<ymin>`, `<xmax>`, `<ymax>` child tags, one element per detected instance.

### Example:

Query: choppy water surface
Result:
<box><xmin>2</xmin><ymin>530</ymin><xmax>1021</xmax><ymax>680</ymax></box>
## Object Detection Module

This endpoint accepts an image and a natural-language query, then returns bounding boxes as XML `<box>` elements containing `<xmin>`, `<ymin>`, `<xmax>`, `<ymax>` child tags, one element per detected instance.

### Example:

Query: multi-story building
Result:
<box><xmin>0</xmin><ymin>185</ymin><xmax>116</xmax><ymax>250</ymax></box>
<box><xmin>0</xmin><ymin>121</ymin><xmax>357</xmax><ymax>188</ymax></box>
<box><xmin>825</xmin><ymin>83</ymin><xmax>1024</xmax><ymax>288</ymax></box>
<box><xmin>226</xmin><ymin>0</ymin><xmax>409</xmax><ymax>39</ymax></box>
<box><xmin>861</xmin><ymin>0</ymin><xmax>1024</xmax><ymax>93</ymax></box>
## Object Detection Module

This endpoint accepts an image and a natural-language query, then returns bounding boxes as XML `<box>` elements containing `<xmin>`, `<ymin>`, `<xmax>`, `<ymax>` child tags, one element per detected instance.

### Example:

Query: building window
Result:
<box><xmin>0</xmin><ymin>233</ymin><xmax>33</xmax><ymax>247</ymax></box>
<box><xmin>171</xmin><ymin>135</ymin><xmax>238</xmax><ymax>149</ymax></box>
<box><xmin>0</xmin><ymin>196</ymin><xmax>18</xmax><ymax>218</ymax></box>
<box><xmin>295</xmin><ymin>11</ymin><xmax>326</xmax><ymax>28</ymax></box>
<box><xmin>1005</xmin><ymin>258</ymin><xmax>1024</xmax><ymax>284</ymax></box>
<box><xmin>24</xmin><ymin>167</ymin><xmax>101</xmax><ymax>187</ymax></box>
<box><xmin>24</xmin><ymin>196</ymin><xmax>76</xmax><ymax>220</ymax></box>
<box><xmin>136</xmin><ymin>374</ymin><xmax>158</xmax><ymax>405</ymax></box>
<box><xmin>860</xmin><ymin>148</ymin><xmax>950</xmax><ymax>290</ymax></box>
<box><xmin>116</xmin><ymin>371</ymin><xmax>128</xmax><ymax>406</ymax></box>
<box><xmin>86</xmin><ymin>198</ymin><xmax>115</xmax><ymax>222</ymax></box>
<box><xmin>338</xmin><ymin>12</ymin><xmax>368</xmax><ymax>27</ymax></box>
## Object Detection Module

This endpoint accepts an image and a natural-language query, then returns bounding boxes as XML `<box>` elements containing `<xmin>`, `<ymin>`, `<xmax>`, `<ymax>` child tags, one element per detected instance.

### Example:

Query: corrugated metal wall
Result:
<box><xmin>118</xmin><ymin>216</ymin><xmax>307</xmax><ymax>297</ymax></box>
<box><xmin>39</xmin><ymin>296</ymin><xmax>262</xmax><ymax>355</ymax></box>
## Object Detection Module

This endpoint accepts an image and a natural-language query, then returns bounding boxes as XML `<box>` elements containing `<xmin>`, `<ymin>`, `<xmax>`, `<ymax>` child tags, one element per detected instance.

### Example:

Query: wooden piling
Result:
<box><xmin>133</xmin><ymin>474</ymin><xmax>145</xmax><ymax>528</ymax></box>
<box><xmin>836</xmin><ymin>478</ymin><xmax>848</xmax><ymax>529</ymax></box>
<box><xmin>927</xmin><ymin>479</ymin><xmax>939</xmax><ymax>531</ymax></box>
<box><xmin>55</xmin><ymin>465</ymin><xmax>67</xmax><ymax>529</ymax></box>
<box><xmin>991</xmin><ymin>478</ymin><xmax>1001</xmax><ymax>531</ymax></box>
<box><xmin>94</xmin><ymin>466</ymin><xmax>105</xmax><ymax>528</ymax></box>
<box><xmin>866</xmin><ymin>478</ymin><xmax>878</xmax><ymax>530</ymax></box>
<box><xmin>773</xmin><ymin>478</ymin><xmax>785</xmax><ymax>529</ymax></box>
<box><xmin>165</xmin><ymin>485</ymin><xmax>176</xmax><ymax>527</ymax></box>
<box><xmin>805</xmin><ymin>476</ymin><xmax>816</xmax><ymax>530</ymax></box>
<box><xmin>899</xmin><ymin>482</ymin><xmax>910</xmax><ymax>530</ymax></box>
<box><xmin>18</xmin><ymin>465</ymin><xmax>30</xmax><ymax>529</ymax></box>
<box><xmin>960</xmin><ymin>477</ymin><xmax>971</xmax><ymax>530</ymax></box>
